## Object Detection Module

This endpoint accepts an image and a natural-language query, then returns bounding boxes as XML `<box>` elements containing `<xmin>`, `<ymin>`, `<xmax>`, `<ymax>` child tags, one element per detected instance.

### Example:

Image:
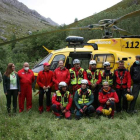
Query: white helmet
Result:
<box><xmin>89</xmin><ymin>60</ymin><xmax>96</xmax><ymax>65</ymax></box>
<box><xmin>103</xmin><ymin>61</ymin><xmax>110</xmax><ymax>66</ymax></box>
<box><xmin>81</xmin><ymin>79</ymin><xmax>88</xmax><ymax>84</ymax></box>
<box><xmin>58</xmin><ymin>81</ymin><xmax>67</xmax><ymax>89</ymax></box>
<box><xmin>73</xmin><ymin>59</ymin><xmax>80</xmax><ymax>65</ymax></box>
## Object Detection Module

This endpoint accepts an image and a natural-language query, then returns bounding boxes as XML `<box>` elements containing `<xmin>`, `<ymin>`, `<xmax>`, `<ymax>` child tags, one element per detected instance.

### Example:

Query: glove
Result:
<box><xmin>82</xmin><ymin>105</ymin><xmax>87</xmax><ymax>112</ymax></box>
<box><xmin>80</xmin><ymin>109</ymin><xmax>83</xmax><ymax>113</ymax></box>
<box><xmin>60</xmin><ymin>104</ymin><xmax>64</xmax><ymax>110</ymax></box>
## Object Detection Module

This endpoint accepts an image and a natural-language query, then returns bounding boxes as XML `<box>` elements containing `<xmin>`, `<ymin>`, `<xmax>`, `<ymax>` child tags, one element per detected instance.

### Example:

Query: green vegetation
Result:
<box><xmin>0</xmin><ymin>82</ymin><xmax>140</xmax><ymax>140</ymax></box>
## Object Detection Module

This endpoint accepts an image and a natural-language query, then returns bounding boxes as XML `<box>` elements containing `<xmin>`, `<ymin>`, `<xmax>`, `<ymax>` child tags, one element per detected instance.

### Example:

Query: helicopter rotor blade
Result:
<box><xmin>111</xmin><ymin>25</ymin><xmax>131</xmax><ymax>35</ymax></box>
<box><xmin>69</xmin><ymin>24</ymin><xmax>103</xmax><ymax>30</ymax></box>
<box><xmin>88</xmin><ymin>24</ymin><xmax>104</xmax><ymax>30</ymax></box>
<box><xmin>0</xmin><ymin>24</ymin><xmax>104</xmax><ymax>46</ymax></box>
<box><xmin>0</xmin><ymin>28</ymin><xmax>72</xmax><ymax>46</ymax></box>
<box><xmin>109</xmin><ymin>9</ymin><xmax>140</xmax><ymax>27</ymax></box>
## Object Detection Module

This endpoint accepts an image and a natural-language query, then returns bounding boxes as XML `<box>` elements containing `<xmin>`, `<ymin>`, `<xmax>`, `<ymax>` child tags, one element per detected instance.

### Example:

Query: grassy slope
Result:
<box><xmin>0</xmin><ymin>1</ymin><xmax>53</xmax><ymax>43</ymax></box>
<box><xmin>0</xmin><ymin>82</ymin><xmax>140</xmax><ymax>140</ymax></box>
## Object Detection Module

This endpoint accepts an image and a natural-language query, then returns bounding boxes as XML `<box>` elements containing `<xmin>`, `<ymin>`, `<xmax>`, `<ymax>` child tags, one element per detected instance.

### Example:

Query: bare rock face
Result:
<box><xmin>1</xmin><ymin>0</ymin><xmax>59</xmax><ymax>26</ymax></box>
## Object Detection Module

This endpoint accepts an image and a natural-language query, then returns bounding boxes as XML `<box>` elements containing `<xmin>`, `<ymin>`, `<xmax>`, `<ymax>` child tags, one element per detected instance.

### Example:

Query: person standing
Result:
<box><xmin>129</xmin><ymin>55</ymin><xmax>140</xmax><ymax>113</ymax></box>
<box><xmin>52</xmin><ymin>82</ymin><xmax>73</xmax><ymax>119</ymax></box>
<box><xmin>114</xmin><ymin>60</ymin><xmax>131</xmax><ymax>112</ymax></box>
<box><xmin>86</xmin><ymin>60</ymin><xmax>101</xmax><ymax>109</ymax></box>
<box><xmin>18</xmin><ymin>62</ymin><xmax>35</xmax><ymax>112</ymax></box>
<box><xmin>69</xmin><ymin>59</ymin><xmax>87</xmax><ymax>95</ymax></box>
<box><xmin>53</xmin><ymin>60</ymin><xmax>70</xmax><ymax>90</ymax></box>
<box><xmin>3</xmin><ymin>63</ymin><xmax>20</xmax><ymax>115</ymax></box>
<box><xmin>37</xmin><ymin>62</ymin><xmax>53</xmax><ymax>113</ymax></box>
<box><xmin>74</xmin><ymin>79</ymin><xmax>94</xmax><ymax>120</ymax></box>
<box><xmin>101</xmin><ymin>62</ymin><xmax>114</xmax><ymax>87</ymax></box>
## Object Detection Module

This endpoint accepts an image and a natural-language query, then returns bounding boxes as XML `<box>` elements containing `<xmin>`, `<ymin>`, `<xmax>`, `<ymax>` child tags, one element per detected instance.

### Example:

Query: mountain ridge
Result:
<box><xmin>0</xmin><ymin>0</ymin><xmax>59</xmax><ymax>41</ymax></box>
<box><xmin>1</xmin><ymin>0</ymin><xmax>59</xmax><ymax>26</ymax></box>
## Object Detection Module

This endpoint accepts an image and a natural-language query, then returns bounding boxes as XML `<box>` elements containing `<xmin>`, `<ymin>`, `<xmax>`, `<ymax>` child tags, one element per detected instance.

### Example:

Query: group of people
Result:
<box><xmin>2</xmin><ymin>55</ymin><xmax>140</xmax><ymax>119</ymax></box>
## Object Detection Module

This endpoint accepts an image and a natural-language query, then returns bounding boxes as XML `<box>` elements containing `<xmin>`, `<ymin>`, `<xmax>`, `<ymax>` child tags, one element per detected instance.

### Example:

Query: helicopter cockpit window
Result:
<box><xmin>32</xmin><ymin>53</ymin><xmax>53</xmax><ymax>73</ymax></box>
<box><xmin>33</xmin><ymin>53</ymin><xmax>53</xmax><ymax>68</ymax></box>
<box><xmin>39</xmin><ymin>53</ymin><xmax>53</xmax><ymax>65</ymax></box>
<box><xmin>50</xmin><ymin>54</ymin><xmax>65</xmax><ymax>71</ymax></box>
<box><xmin>94</xmin><ymin>54</ymin><xmax>115</xmax><ymax>69</ymax></box>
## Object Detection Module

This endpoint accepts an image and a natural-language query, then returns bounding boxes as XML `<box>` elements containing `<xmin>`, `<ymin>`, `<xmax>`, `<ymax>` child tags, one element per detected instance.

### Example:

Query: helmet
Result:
<box><xmin>81</xmin><ymin>79</ymin><xmax>88</xmax><ymax>84</ymax></box>
<box><xmin>103</xmin><ymin>61</ymin><xmax>110</xmax><ymax>66</ymax></box>
<box><xmin>89</xmin><ymin>60</ymin><xmax>96</xmax><ymax>65</ymax></box>
<box><xmin>102</xmin><ymin>108</ymin><xmax>112</xmax><ymax>116</ymax></box>
<box><xmin>58</xmin><ymin>81</ymin><xmax>67</xmax><ymax>89</ymax></box>
<box><xmin>125</xmin><ymin>94</ymin><xmax>134</xmax><ymax>101</ymax></box>
<box><xmin>73</xmin><ymin>59</ymin><xmax>80</xmax><ymax>65</ymax></box>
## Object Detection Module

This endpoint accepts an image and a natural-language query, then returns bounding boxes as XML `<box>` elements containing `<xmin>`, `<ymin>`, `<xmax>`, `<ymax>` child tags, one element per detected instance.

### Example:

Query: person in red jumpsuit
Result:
<box><xmin>53</xmin><ymin>60</ymin><xmax>70</xmax><ymax>90</ymax></box>
<box><xmin>52</xmin><ymin>81</ymin><xmax>73</xmax><ymax>119</ymax></box>
<box><xmin>114</xmin><ymin>60</ymin><xmax>131</xmax><ymax>112</ymax></box>
<box><xmin>37</xmin><ymin>62</ymin><xmax>53</xmax><ymax>113</ymax></box>
<box><xmin>18</xmin><ymin>62</ymin><xmax>35</xmax><ymax>112</ymax></box>
<box><xmin>96</xmin><ymin>81</ymin><xmax>119</xmax><ymax>118</ymax></box>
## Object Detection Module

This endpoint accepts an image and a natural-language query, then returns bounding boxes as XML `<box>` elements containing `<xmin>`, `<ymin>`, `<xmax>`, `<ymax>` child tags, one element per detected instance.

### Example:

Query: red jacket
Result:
<box><xmin>98</xmin><ymin>88</ymin><xmax>119</xmax><ymax>105</ymax></box>
<box><xmin>37</xmin><ymin>70</ymin><xmax>53</xmax><ymax>88</ymax></box>
<box><xmin>87</xmin><ymin>68</ymin><xmax>102</xmax><ymax>86</ymax></box>
<box><xmin>114</xmin><ymin>68</ymin><xmax>131</xmax><ymax>89</ymax></box>
<box><xmin>53</xmin><ymin>67</ymin><xmax>70</xmax><ymax>90</ymax></box>
<box><xmin>52</xmin><ymin>92</ymin><xmax>73</xmax><ymax>110</ymax></box>
<box><xmin>18</xmin><ymin>69</ymin><xmax>35</xmax><ymax>85</ymax></box>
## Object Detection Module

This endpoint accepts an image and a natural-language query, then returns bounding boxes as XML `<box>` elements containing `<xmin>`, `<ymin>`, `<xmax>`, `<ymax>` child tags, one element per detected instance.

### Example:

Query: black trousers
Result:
<box><xmin>6</xmin><ymin>90</ymin><xmax>18</xmax><ymax>113</ymax></box>
<box><xmin>116</xmin><ymin>88</ymin><xmax>128</xmax><ymax>112</ymax></box>
<box><xmin>129</xmin><ymin>83</ymin><xmax>140</xmax><ymax>111</ymax></box>
<box><xmin>92</xmin><ymin>86</ymin><xmax>100</xmax><ymax>110</ymax></box>
<box><xmin>39</xmin><ymin>88</ymin><xmax>51</xmax><ymax>107</ymax></box>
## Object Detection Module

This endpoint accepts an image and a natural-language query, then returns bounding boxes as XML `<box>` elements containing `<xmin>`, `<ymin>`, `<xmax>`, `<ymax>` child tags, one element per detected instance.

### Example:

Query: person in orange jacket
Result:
<box><xmin>37</xmin><ymin>62</ymin><xmax>53</xmax><ymax>113</ymax></box>
<box><xmin>52</xmin><ymin>82</ymin><xmax>73</xmax><ymax>119</ymax></box>
<box><xmin>53</xmin><ymin>60</ymin><xmax>70</xmax><ymax>90</ymax></box>
<box><xmin>18</xmin><ymin>62</ymin><xmax>35</xmax><ymax>113</ymax></box>
<box><xmin>96</xmin><ymin>81</ymin><xmax>119</xmax><ymax>118</ymax></box>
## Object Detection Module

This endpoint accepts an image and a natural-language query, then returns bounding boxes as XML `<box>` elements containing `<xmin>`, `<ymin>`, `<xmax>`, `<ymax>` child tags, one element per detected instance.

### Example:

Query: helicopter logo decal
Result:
<box><xmin>95</xmin><ymin>40</ymin><xmax>111</xmax><ymax>44</ymax></box>
<box><xmin>112</xmin><ymin>39</ymin><xmax>118</xmax><ymax>45</ymax></box>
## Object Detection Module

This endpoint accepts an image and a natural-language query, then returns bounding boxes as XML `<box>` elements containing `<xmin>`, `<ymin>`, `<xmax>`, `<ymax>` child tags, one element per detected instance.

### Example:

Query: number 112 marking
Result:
<box><xmin>125</xmin><ymin>41</ymin><xmax>139</xmax><ymax>48</ymax></box>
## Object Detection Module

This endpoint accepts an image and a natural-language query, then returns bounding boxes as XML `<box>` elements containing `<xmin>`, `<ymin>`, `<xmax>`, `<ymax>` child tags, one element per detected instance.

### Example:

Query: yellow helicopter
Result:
<box><xmin>0</xmin><ymin>9</ymin><xmax>140</xmax><ymax>90</ymax></box>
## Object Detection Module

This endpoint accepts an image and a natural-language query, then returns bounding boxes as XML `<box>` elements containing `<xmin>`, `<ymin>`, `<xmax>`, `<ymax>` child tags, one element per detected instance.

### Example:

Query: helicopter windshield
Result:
<box><xmin>32</xmin><ymin>53</ymin><xmax>53</xmax><ymax>73</ymax></box>
<box><xmin>33</xmin><ymin>53</ymin><xmax>53</xmax><ymax>68</ymax></box>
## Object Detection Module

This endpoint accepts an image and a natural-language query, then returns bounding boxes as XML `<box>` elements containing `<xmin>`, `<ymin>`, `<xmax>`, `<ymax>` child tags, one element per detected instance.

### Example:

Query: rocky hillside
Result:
<box><xmin>0</xmin><ymin>0</ymin><xmax>58</xmax><ymax>41</ymax></box>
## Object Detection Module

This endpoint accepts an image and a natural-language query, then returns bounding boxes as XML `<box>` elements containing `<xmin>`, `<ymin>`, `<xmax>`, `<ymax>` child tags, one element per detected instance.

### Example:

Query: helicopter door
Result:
<box><xmin>66</xmin><ymin>52</ymin><xmax>92</xmax><ymax>70</ymax></box>
<box><xmin>94</xmin><ymin>54</ymin><xmax>115</xmax><ymax>70</ymax></box>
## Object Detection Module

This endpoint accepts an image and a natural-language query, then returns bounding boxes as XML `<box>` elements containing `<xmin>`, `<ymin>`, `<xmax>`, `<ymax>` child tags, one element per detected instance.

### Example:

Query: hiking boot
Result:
<box><xmin>46</xmin><ymin>106</ymin><xmax>51</xmax><ymax>112</ymax></box>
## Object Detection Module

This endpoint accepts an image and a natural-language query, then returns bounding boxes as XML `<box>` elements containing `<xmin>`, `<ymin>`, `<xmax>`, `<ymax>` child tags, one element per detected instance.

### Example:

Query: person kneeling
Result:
<box><xmin>52</xmin><ymin>82</ymin><xmax>73</xmax><ymax>119</ymax></box>
<box><xmin>96</xmin><ymin>81</ymin><xmax>119</xmax><ymax>118</ymax></box>
<box><xmin>74</xmin><ymin>79</ymin><xmax>94</xmax><ymax>120</ymax></box>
